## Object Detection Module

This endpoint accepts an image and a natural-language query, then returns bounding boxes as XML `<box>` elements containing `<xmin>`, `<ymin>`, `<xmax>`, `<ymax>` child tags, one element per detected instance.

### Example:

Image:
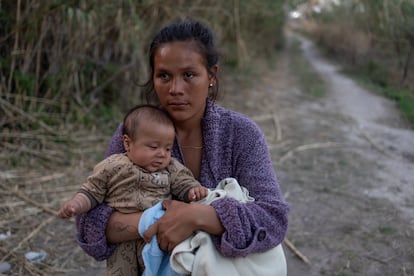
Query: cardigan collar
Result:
<box><xmin>200</xmin><ymin>98</ymin><xmax>222</xmax><ymax>186</ymax></box>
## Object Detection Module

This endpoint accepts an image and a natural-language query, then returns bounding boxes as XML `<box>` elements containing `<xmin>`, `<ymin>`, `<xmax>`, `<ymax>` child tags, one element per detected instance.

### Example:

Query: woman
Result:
<box><xmin>76</xmin><ymin>19</ymin><xmax>289</xmax><ymax>275</ymax></box>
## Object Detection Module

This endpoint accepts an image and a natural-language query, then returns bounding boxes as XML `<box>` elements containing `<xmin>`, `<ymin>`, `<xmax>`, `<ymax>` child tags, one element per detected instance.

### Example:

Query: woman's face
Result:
<box><xmin>153</xmin><ymin>41</ymin><xmax>217</xmax><ymax>124</ymax></box>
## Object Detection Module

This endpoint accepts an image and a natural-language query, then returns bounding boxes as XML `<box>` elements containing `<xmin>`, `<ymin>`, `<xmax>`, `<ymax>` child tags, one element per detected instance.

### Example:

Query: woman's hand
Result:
<box><xmin>144</xmin><ymin>200</ymin><xmax>224</xmax><ymax>253</ymax></box>
<box><xmin>144</xmin><ymin>200</ymin><xmax>196</xmax><ymax>253</ymax></box>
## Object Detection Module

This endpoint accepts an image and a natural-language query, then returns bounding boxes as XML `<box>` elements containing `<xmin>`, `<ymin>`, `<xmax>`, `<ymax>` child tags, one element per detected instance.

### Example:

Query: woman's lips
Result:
<box><xmin>168</xmin><ymin>101</ymin><xmax>188</xmax><ymax>109</ymax></box>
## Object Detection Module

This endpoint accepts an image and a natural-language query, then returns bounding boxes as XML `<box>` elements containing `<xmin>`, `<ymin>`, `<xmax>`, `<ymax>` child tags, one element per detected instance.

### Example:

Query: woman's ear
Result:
<box><xmin>123</xmin><ymin>135</ymin><xmax>130</xmax><ymax>152</ymax></box>
<box><xmin>209</xmin><ymin>65</ymin><xmax>219</xmax><ymax>85</ymax></box>
<box><xmin>211</xmin><ymin>64</ymin><xmax>218</xmax><ymax>74</ymax></box>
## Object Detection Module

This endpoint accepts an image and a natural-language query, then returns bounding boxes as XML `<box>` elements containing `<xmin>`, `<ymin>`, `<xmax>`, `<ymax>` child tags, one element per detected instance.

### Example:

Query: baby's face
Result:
<box><xmin>126</xmin><ymin>122</ymin><xmax>175</xmax><ymax>172</ymax></box>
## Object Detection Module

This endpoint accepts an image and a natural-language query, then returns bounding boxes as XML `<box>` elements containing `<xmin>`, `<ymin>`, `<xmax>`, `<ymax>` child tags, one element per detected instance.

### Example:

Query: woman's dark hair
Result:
<box><xmin>142</xmin><ymin>19</ymin><xmax>220</xmax><ymax>103</ymax></box>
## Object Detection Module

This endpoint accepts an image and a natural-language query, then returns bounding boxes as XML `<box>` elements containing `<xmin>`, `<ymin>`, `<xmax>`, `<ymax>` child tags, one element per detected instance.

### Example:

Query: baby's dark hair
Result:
<box><xmin>143</xmin><ymin>19</ymin><xmax>220</xmax><ymax>102</ymax></box>
<box><xmin>122</xmin><ymin>105</ymin><xmax>174</xmax><ymax>141</ymax></box>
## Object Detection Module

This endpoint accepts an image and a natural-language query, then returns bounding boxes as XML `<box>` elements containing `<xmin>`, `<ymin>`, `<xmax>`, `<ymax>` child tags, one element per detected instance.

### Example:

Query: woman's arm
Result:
<box><xmin>106</xmin><ymin>211</ymin><xmax>142</xmax><ymax>243</ymax></box>
<box><xmin>210</xmin><ymin>117</ymin><xmax>289</xmax><ymax>257</ymax></box>
<box><xmin>76</xmin><ymin>206</ymin><xmax>143</xmax><ymax>260</ymax></box>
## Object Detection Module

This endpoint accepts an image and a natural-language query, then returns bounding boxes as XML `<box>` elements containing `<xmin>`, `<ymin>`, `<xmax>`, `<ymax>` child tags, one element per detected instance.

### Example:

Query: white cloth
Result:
<box><xmin>170</xmin><ymin>178</ymin><xmax>287</xmax><ymax>276</ymax></box>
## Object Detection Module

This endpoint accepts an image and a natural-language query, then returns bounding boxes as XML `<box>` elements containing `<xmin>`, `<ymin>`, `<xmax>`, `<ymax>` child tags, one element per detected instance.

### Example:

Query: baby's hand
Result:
<box><xmin>57</xmin><ymin>193</ymin><xmax>90</xmax><ymax>219</ymax></box>
<box><xmin>188</xmin><ymin>186</ymin><xmax>209</xmax><ymax>201</ymax></box>
<box><xmin>58</xmin><ymin>199</ymin><xmax>81</xmax><ymax>218</ymax></box>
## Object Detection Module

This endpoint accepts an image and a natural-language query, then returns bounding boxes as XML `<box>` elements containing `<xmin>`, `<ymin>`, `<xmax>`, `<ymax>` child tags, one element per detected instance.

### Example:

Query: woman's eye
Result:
<box><xmin>184</xmin><ymin>72</ymin><xmax>194</xmax><ymax>79</ymax></box>
<box><xmin>157</xmin><ymin>73</ymin><xmax>169</xmax><ymax>80</ymax></box>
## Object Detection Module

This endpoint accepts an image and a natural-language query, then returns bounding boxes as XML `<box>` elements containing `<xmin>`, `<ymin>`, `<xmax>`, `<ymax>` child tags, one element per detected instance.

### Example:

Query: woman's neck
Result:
<box><xmin>174</xmin><ymin>114</ymin><xmax>202</xmax><ymax>136</ymax></box>
<box><xmin>176</xmin><ymin>123</ymin><xmax>202</xmax><ymax>143</ymax></box>
<box><xmin>175</xmin><ymin>119</ymin><xmax>203</xmax><ymax>179</ymax></box>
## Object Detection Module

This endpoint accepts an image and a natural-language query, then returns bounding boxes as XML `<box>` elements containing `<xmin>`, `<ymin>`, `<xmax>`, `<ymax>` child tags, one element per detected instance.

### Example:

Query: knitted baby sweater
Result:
<box><xmin>76</xmin><ymin>98</ymin><xmax>288</xmax><ymax>260</ymax></box>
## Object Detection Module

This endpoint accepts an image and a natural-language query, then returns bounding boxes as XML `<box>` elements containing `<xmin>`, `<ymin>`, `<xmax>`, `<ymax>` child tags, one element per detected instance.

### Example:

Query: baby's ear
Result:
<box><xmin>123</xmin><ymin>135</ymin><xmax>130</xmax><ymax>151</ymax></box>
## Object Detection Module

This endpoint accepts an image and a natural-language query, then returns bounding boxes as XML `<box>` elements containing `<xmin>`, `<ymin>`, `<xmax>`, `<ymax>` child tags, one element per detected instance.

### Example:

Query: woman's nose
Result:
<box><xmin>169</xmin><ymin>78</ymin><xmax>184</xmax><ymax>95</ymax></box>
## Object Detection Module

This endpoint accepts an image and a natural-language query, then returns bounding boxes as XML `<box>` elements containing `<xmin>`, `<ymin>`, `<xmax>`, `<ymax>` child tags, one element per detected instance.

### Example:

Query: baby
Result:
<box><xmin>58</xmin><ymin>104</ymin><xmax>207</xmax><ymax>274</ymax></box>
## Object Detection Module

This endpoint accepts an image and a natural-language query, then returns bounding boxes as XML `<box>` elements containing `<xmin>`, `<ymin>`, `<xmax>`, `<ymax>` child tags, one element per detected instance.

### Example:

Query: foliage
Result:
<box><xmin>0</xmin><ymin>0</ymin><xmax>286</xmax><ymax>166</ymax></box>
<box><xmin>1</xmin><ymin>0</ymin><xmax>286</xmax><ymax>118</ymax></box>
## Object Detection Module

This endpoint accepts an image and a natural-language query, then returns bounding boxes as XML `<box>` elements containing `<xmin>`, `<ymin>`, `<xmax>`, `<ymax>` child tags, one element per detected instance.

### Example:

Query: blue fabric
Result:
<box><xmin>138</xmin><ymin>201</ymin><xmax>183</xmax><ymax>276</ymax></box>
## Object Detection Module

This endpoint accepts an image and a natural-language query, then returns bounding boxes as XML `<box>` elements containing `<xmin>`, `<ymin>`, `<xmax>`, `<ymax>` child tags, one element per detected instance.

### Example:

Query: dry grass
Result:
<box><xmin>1</xmin><ymin>1</ymin><xmax>286</xmax><ymax>122</ymax></box>
<box><xmin>0</xmin><ymin>128</ymin><xmax>108</xmax><ymax>275</ymax></box>
<box><xmin>0</xmin><ymin>90</ymin><xmax>111</xmax><ymax>274</ymax></box>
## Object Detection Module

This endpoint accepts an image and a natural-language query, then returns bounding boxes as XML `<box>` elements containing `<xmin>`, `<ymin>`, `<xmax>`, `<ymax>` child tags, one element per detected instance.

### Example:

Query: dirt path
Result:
<box><xmin>222</xmin><ymin>31</ymin><xmax>414</xmax><ymax>275</ymax></box>
<box><xmin>296</xmin><ymin>32</ymin><xmax>414</xmax><ymax>227</ymax></box>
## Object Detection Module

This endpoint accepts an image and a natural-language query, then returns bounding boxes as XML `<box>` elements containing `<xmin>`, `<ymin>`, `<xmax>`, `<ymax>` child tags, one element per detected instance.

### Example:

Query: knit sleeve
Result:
<box><xmin>75</xmin><ymin>203</ymin><xmax>117</xmax><ymax>261</ymax></box>
<box><xmin>210</xmin><ymin>117</ymin><xmax>289</xmax><ymax>257</ymax></box>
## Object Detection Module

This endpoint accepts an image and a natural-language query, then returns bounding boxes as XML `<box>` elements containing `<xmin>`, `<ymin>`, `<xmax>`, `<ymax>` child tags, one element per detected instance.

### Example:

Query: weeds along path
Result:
<box><xmin>221</xmin><ymin>31</ymin><xmax>414</xmax><ymax>275</ymax></box>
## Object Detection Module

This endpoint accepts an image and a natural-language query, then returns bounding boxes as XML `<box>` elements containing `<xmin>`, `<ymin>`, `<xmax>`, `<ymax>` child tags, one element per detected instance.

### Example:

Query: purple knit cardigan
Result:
<box><xmin>76</xmin><ymin>99</ymin><xmax>288</xmax><ymax>260</ymax></box>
